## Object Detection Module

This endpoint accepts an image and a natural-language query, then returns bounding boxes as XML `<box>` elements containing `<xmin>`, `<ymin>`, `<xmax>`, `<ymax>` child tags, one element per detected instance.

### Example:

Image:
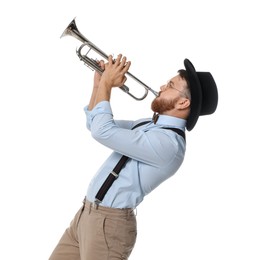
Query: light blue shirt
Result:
<box><xmin>84</xmin><ymin>101</ymin><xmax>186</xmax><ymax>208</ymax></box>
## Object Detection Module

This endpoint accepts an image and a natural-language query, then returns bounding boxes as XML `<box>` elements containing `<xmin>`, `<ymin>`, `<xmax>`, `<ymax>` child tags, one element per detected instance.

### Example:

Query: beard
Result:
<box><xmin>151</xmin><ymin>96</ymin><xmax>180</xmax><ymax>114</ymax></box>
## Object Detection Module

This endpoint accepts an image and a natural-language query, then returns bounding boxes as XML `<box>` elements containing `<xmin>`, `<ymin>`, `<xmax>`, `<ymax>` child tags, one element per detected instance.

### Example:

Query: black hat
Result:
<box><xmin>183</xmin><ymin>59</ymin><xmax>218</xmax><ymax>131</ymax></box>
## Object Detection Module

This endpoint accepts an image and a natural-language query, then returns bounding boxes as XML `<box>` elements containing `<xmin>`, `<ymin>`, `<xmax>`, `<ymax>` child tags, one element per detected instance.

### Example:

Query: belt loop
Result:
<box><xmin>127</xmin><ymin>208</ymin><xmax>135</xmax><ymax>220</ymax></box>
<box><xmin>94</xmin><ymin>199</ymin><xmax>101</xmax><ymax>210</ymax></box>
<box><xmin>88</xmin><ymin>203</ymin><xmax>91</xmax><ymax>214</ymax></box>
<box><xmin>81</xmin><ymin>197</ymin><xmax>86</xmax><ymax>211</ymax></box>
<box><xmin>127</xmin><ymin>210</ymin><xmax>131</xmax><ymax>220</ymax></box>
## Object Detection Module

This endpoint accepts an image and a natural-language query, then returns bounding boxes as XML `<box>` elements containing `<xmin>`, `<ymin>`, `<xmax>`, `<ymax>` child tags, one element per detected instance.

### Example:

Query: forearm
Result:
<box><xmin>88</xmin><ymin>87</ymin><xmax>98</xmax><ymax>111</ymax></box>
<box><xmin>88</xmin><ymin>80</ymin><xmax>112</xmax><ymax>110</ymax></box>
<box><xmin>93</xmin><ymin>78</ymin><xmax>112</xmax><ymax>106</ymax></box>
<box><xmin>88</xmin><ymin>59</ymin><xmax>106</xmax><ymax>111</ymax></box>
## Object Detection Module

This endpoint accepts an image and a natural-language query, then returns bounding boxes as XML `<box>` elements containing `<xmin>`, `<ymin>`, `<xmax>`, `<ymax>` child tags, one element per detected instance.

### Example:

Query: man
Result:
<box><xmin>49</xmin><ymin>54</ymin><xmax>218</xmax><ymax>260</ymax></box>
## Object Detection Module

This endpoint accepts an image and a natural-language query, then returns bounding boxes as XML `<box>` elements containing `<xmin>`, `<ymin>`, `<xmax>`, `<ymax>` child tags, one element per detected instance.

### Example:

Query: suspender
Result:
<box><xmin>94</xmin><ymin>121</ymin><xmax>185</xmax><ymax>205</ymax></box>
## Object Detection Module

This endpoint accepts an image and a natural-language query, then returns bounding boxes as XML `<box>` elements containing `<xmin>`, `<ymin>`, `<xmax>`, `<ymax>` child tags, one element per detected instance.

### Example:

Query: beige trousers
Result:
<box><xmin>49</xmin><ymin>199</ymin><xmax>137</xmax><ymax>260</ymax></box>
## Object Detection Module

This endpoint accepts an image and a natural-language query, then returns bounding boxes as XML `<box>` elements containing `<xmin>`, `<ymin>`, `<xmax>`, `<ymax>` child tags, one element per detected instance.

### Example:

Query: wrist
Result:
<box><xmin>94</xmin><ymin>79</ymin><xmax>112</xmax><ymax>104</ymax></box>
<box><xmin>99</xmin><ymin>78</ymin><xmax>112</xmax><ymax>91</ymax></box>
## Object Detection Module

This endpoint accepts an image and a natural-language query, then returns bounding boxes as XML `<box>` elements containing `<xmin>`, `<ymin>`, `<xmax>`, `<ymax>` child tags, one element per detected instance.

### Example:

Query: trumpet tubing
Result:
<box><xmin>61</xmin><ymin>18</ymin><xmax>158</xmax><ymax>100</ymax></box>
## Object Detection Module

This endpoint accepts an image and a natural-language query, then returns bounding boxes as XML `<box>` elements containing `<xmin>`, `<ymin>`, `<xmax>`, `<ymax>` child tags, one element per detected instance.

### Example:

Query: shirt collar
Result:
<box><xmin>154</xmin><ymin>114</ymin><xmax>186</xmax><ymax>130</ymax></box>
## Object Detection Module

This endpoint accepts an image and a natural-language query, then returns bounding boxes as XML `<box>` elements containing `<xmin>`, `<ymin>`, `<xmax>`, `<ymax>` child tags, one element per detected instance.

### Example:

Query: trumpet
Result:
<box><xmin>61</xmin><ymin>18</ymin><xmax>159</xmax><ymax>100</ymax></box>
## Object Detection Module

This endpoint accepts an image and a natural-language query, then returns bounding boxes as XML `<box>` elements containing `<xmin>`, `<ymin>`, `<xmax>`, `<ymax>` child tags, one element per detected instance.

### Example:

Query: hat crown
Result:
<box><xmin>184</xmin><ymin>59</ymin><xmax>218</xmax><ymax>131</ymax></box>
<box><xmin>197</xmin><ymin>72</ymin><xmax>218</xmax><ymax>116</ymax></box>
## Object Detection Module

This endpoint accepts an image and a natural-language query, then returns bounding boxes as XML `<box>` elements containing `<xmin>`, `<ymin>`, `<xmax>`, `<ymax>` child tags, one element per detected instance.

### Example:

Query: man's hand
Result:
<box><xmin>100</xmin><ymin>54</ymin><xmax>131</xmax><ymax>89</ymax></box>
<box><xmin>88</xmin><ymin>54</ymin><xmax>131</xmax><ymax>110</ymax></box>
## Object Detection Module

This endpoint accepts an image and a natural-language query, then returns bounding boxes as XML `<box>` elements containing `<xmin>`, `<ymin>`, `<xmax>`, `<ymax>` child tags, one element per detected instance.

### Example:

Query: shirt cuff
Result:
<box><xmin>84</xmin><ymin>101</ymin><xmax>113</xmax><ymax>128</ymax></box>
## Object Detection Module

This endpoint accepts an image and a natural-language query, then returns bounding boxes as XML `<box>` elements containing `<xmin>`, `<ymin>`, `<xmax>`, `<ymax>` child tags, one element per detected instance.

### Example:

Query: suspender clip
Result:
<box><xmin>111</xmin><ymin>171</ymin><xmax>119</xmax><ymax>178</ymax></box>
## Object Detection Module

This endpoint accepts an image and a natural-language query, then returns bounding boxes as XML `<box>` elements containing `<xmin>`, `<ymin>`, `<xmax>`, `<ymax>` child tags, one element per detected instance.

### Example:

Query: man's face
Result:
<box><xmin>151</xmin><ymin>75</ymin><xmax>188</xmax><ymax>114</ymax></box>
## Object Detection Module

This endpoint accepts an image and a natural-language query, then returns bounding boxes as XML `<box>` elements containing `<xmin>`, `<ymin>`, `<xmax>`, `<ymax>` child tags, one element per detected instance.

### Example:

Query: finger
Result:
<box><xmin>122</xmin><ymin>61</ymin><xmax>131</xmax><ymax>73</ymax></box>
<box><xmin>114</xmin><ymin>54</ymin><xmax>122</xmax><ymax>66</ymax></box>
<box><xmin>100</xmin><ymin>60</ymin><xmax>105</xmax><ymax>70</ymax></box>
<box><xmin>118</xmin><ymin>56</ymin><xmax>127</xmax><ymax>69</ymax></box>
<box><xmin>121</xmin><ymin>76</ymin><xmax>128</xmax><ymax>86</ymax></box>
<box><xmin>108</xmin><ymin>55</ymin><xmax>113</xmax><ymax>65</ymax></box>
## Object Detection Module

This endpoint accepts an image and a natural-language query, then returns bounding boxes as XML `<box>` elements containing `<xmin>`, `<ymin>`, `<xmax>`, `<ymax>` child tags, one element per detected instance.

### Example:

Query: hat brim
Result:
<box><xmin>184</xmin><ymin>59</ymin><xmax>202</xmax><ymax>131</ymax></box>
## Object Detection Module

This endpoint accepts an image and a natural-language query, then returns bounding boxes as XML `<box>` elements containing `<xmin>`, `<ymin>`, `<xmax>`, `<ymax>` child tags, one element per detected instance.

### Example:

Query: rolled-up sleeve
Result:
<box><xmin>84</xmin><ymin>101</ymin><xmax>113</xmax><ymax>131</ymax></box>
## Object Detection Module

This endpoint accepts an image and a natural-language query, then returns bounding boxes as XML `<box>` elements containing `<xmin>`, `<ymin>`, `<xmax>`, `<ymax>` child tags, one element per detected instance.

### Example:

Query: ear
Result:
<box><xmin>175</xmin><ymin>97</ymin><xmax>190</xmax><ymax>110</ymax></box>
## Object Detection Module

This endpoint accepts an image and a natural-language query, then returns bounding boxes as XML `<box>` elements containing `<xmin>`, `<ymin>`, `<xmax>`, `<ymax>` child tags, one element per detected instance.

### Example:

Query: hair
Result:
<box><xmin>178</xmin><ymin>69</ymin><xmax>191</xmax><ymax>100</ymax></box>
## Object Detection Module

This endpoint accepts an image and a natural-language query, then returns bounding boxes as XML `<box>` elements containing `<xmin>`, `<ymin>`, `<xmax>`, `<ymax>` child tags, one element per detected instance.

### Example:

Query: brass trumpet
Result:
<box><xmin>61</xmin><ymin>18</ymin><xmax>159</xmax><ymax>100</ymax></box>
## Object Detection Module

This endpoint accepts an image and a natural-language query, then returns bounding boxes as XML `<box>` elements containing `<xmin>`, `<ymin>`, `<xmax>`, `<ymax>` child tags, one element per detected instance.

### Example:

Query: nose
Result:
<box><xmin>160</xmin><ymin>84</ymin><xmax>166</xmax><ymax>91</ymax></box>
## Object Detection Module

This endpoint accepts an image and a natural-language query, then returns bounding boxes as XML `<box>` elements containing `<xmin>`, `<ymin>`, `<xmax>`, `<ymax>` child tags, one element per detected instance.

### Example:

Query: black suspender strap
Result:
<box><xmin>94</xmin><ymin>121</ymin><xmax>150</xmax><ymax>204</ymax></box>
<box><xmin>95</xmin><ymin>154</ymin><xmax>129</xmax><ymax>204</ymax></box>
<box><xmin>94</xmin><ymin>121</ymin><xmax>185</xmax><ymax>205</ymax></box>
<box><xmin>162</xmin><ymin>127</ymin><xmax>185</xmax><ymax>140</ymax></box>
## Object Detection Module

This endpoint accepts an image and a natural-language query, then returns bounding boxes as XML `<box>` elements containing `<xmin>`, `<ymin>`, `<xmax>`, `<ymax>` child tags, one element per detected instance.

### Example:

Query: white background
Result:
<box><xmin>1</xmin><ymin>0</ymin><xmax>269</xmax><ymax>259</ymax></box>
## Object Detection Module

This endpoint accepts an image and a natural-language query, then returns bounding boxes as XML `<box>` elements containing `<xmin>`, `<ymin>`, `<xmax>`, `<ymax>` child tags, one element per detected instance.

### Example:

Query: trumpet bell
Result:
<box><xmin>61</xmin><ymin>18</ymin><xmax>158</xmax><ymax>100</ymax></box>
<box><xmin>61</xmin><ymin>18</ymin><xmax>87</xmax><ymax>43</ymax></box>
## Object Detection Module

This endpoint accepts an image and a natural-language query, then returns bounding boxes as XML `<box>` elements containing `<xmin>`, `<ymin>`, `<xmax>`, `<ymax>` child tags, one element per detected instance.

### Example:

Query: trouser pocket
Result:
<box><xmin>103</xmin><ymin>215</ymin><xmax>137</xmax><ymax>259</ymax></box>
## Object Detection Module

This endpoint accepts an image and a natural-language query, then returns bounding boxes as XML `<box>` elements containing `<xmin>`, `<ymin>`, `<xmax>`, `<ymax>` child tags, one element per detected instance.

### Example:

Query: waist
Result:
<box><xmin>83</xmin><ymin>198</ymin><xmax>135</xmax><ymax>218</ymax></box>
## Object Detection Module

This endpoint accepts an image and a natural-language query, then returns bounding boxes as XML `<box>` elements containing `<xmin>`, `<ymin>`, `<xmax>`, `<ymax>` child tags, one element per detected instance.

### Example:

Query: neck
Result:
<box><xmin>161</xmin><ymin>108</ymin><xmax>189</xmax><ymax>120</ymax></box>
